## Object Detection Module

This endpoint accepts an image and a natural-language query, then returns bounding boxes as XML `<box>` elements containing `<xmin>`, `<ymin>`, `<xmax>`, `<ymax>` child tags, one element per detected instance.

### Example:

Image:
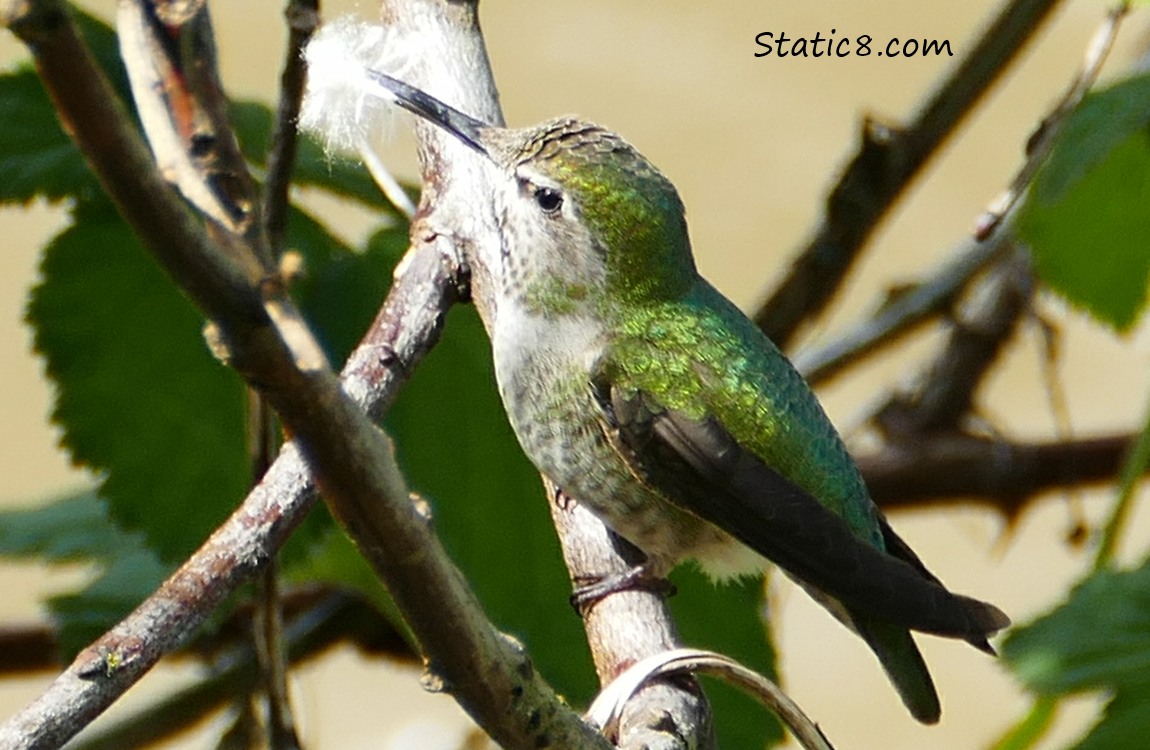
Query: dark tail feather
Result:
<box><xmin>855</xmin><ymin>616</ymin><xmax>941</xmax><ymax>724</ymax></box>
<box><xmin>880</xmin><ymin>515</ymin><xmax>1012</xmax><ymax>648</ymax></box>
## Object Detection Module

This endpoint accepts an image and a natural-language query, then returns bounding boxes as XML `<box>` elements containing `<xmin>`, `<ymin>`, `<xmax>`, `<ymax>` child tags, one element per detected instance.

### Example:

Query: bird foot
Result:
<box><xmin>570</xmin><ymin>565</ymin><xmax>676</xmax><ymax>617</ymax></box>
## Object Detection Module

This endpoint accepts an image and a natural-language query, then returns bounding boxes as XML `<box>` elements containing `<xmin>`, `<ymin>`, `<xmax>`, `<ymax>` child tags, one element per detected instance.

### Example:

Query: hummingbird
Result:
<box><xmin>362</xmin><ymin>70</ymin><xmax>1009</xmax><ymax>723</ymax></box>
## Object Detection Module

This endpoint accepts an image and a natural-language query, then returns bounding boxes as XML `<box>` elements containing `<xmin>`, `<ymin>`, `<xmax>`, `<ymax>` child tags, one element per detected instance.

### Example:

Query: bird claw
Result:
<box><xmin>570</xmin><ymin>565</ymin><xmax>676</xmax><ymax>617</ymax></box>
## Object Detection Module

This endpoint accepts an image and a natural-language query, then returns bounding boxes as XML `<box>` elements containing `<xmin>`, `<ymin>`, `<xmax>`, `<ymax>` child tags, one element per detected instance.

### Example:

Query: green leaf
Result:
<box><xmin>671</xmin><ymin>571</ymin><xmax>782</xmax><ymax>748</ymax></box>
<box><xmin>0</xmin><ymin>488</ymin><xmax>168</xmax><ymax>659</ymax></box>
<box><xmin>1020</xmin><ymin>74</ymin><xmax>1150</xmax><ymax>332</ymax></box>
<box><xmin>0</xmin><ymin>488</ymin><xmax>136</xmax><ymax>562</ymax></box>
<box><xmin>49</xmin><ymin>547</ymin><xmax>169</xmax><ymax>658</ymax></box>
<box><xmin>0</xmin><ymin>9</ymin><xmax>131</xmax><ymax>205</ymax></box>
<box><xmin>1003</xmin><ymin>558</ymin><xmax>1150</xmax><ymax>749</ymax></box>
<box><xmin>27</xmin><ymin>202</ymin><xmax>251</xmax><ymax>562</ymax></box>
<box><xmin>290</xmin><ymin>217</ymin><xmax>408</xmax><ymax>363</ymax></box>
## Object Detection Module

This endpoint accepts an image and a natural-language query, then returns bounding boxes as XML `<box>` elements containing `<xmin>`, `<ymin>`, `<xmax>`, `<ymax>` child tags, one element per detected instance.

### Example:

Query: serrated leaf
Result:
<box><xmin>27</xmin><ymin>202</ymin><xmax>250</xmax><ymax>562</ymax></box>
<box><xmin>0</xmin><ymin>488</ymin><xmax>166</xmax><ymax>659</ymax></box>
<box><xmin>1020</xmin><ymin>75</ymin><xmax>1150</xmax><ymax>332</ymax></box>
<box><xmin>0</xmin><ymin>9</ymin><xmax>132</xmax><ymax>205</ymax></box>
<box><xmin>0</xmin><ymin>488</ymin><xmax>138</xmax><ymax>562</ymax></box>
<box><xmin>1003</xmin><ymin>558</ymin><xmax>1150</xmax><ymax>749</ymax></box>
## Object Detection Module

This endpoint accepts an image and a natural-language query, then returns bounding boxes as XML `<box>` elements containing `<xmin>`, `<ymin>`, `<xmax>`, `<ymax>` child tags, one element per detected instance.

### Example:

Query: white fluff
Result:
<box><xmin>300</xmin><ymin>17</ymin><xmax>403</xmax><ymax>154</ymax></box>
<box><xmin>299</xmin><ymin>16</ymin><xmax>415</xmax><ymax>216</ymax></box>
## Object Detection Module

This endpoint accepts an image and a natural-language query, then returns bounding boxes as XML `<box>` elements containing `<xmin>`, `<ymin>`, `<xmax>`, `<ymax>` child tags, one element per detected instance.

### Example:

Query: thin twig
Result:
<box><xmin>249</xmin><ymin>382</ymin><xmax>301</xmax><ymax>748</ymax></box>
<box><xmin>67</xmin><ymin>592</ymin><xmax>402</xmax><ymax>750</ymax></box>
<box><xmin>974</xmin><ymin>1</ymin><xmax>1131</xmax><ymax>239</ymax></box>
<box><xmin>0</xmin><ymin>586</ymin><xmax>412</xmax><ymax>678</ymax></box>
<box><xmin>794</xmin><ymin>221</ymin><xmax>1014</xmax><ymax>385</ymax></box>
<box><xmin>755</xmin><ymin>0</ymin><xmax>1064</xmax><ymax>348</ymax></box>
<box><xmin>254</xmin><ymin>563</ymin><xmax>302</xmax><ymax>749</ymax></box>
<box><xmin>1093</xmin><ymin>394</ymin><xmax>1150</xmax><ymax>570</ymax></box>
<box><xmin>873</xmin><ymin>249</ymin><xmax>1033</xmax><ymax>437</ymax></box>
<box><xmin>0</xmin><ymin>624</ymin><xmax>58</xmax><ymax>675</ymax></box>
<box><xmin>263</xmin><ymin>0</ymin><xmax>320</xmax><ymax>252</ymax></box>
<box><xmin>587</xmin><ymin>649</ymin><xmax>835</xmax><ymax>750</ymax></box>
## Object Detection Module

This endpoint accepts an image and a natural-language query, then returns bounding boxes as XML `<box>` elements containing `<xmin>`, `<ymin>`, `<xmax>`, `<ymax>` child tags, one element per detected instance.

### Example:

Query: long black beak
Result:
<box><xmin>364</xmin><ymin>69</ymin><xmax>491</xmax><ymax>157</ymax></box>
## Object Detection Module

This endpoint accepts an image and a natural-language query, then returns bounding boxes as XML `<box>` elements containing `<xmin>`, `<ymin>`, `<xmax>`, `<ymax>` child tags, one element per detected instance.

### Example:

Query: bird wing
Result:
<box><xmin>588</xmin><ymin>367</ymin><xmax>1010</xmax><ymax>647</ymax></box>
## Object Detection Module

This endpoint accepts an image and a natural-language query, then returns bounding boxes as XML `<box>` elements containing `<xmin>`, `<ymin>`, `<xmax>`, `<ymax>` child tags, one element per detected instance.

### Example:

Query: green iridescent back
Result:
<box><xmin>607</xmin><ymin>284</ymin><xmax>884</xmax><ymax>548</ymax></box>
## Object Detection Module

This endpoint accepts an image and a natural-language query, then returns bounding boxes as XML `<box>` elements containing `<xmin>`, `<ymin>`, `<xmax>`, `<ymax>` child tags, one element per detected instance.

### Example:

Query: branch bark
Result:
<box><xmin>1</xmin><ymin>1</ymin><xmax>611</xmax><ymax>748</ymax></box>
<box><xmin>383</xmin><ymin>1</ymin><xmax>719</xmax><ymax>746</ymax></box>
<box><xmin>862</xmin><ymin>432</ymin><xmax>1139</xmax><ymax>516</ymax></box>
<box><xmin>549</xmin><ymin>484</ymin><xmax>715</xmax><ymax>749</ymax></box>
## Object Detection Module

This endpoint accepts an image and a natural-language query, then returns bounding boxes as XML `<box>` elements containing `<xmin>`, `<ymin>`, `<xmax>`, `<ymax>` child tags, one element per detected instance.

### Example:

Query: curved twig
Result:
<box><xmin>587</xmin><ymin>648</ymin><xmax>835</xmax><ymax>750</ymax></box>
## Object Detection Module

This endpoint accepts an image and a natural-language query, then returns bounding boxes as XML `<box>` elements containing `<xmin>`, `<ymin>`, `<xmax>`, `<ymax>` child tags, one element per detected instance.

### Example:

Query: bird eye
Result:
<box><xmin>534</xmin><ymin>186</ymin><xmax>563</xmax><ymax>214</ymax></box>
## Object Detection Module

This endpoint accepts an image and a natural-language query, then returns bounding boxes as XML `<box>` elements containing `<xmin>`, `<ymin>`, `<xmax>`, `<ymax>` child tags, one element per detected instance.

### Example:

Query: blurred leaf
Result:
<box><xmin>1020</xmin><ymin>74</ymin><xmax>1150</xmax><ymax>332</ymax></box>
<box><xmin>671</xmin><ymin>571</ymin><xmax>782</xmax><ymax>747</ymax></box>
<box><xmin>988</xmin><ymin>696</ymin><xmax>1060</xmax><ymax>750</ymax></box>
<box><xmin>1003</xmin><ymin>558</ymin><xmax>1150</xmax><ymax>749</ymax></box>
<box><xmin>290</xmin><ymin>217</ymin><xmax>408</xmax><ymax>363</ymax></box>
<box><xmin>49</xmin><ymin>547</ymin><xmax>169</xmax><ymax>658</ymax></box>
<box><xmin>0</xmin><ymin>488</ymin><xmax>135</xmax><ymax>562</ymax></box>
<box><xmin>0</xmin><ymin>488</ymin><xmax>167</xmax><ymax>658</ymax></box>
<box><xmin>0</xmin><ymin>9</ymin><xmax>132</xmax><ymax>205</ymax></box>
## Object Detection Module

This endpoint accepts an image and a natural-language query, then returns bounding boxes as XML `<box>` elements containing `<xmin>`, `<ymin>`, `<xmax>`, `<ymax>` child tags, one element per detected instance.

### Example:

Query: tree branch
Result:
<box><xmin>862</xmin><ymin>432</ymin><xmax>1140</xmax><ymax>516</ymax></box>
<box><xmin>67</xmin><ymin>591</ymin><xmax>405</xmax><ymax>750</ymax></box>
<box><xmin>118</xmin><ymin>0</ymin><xmax>275</xmax><ymax>268</ymax></box>
<box><xmin>548</xmin><ymin>484</ymin><xmax>715</xmax><ymax>750</ymax></box>
<box><xmin>754</xmin><ymin>0</ymin><xmax>1064</xmax><ymax>348</ymax></box>
<box><xmin>794</xmin><ymin>223</ymin><xmax>1015</xmax><ymax>385</ymax></box>
<box><xmin>1</xmin><ymin>1</ymin><xmax>610</xmax><ymax>748</ymax></box>
<box><xmin>875</xmin><ymin>249</ymin><xmax>1033</xmax><ymax>437</ymax></box>
<box><xmin>0</xmin><ymin>624</ymin><xmax>58</xmax><ymax>675</ymax></box>
<box><xmin>381</xmin><ymin>1</ymin><xmax>718</xmax><ymax>746</ymax></box>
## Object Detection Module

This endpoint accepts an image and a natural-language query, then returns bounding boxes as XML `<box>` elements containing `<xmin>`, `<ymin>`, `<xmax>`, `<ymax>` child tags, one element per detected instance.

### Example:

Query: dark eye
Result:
<box><xmin>534</xmin><ymin>186</ymin><xmax>563</xmax><ymax>214</ymax></box>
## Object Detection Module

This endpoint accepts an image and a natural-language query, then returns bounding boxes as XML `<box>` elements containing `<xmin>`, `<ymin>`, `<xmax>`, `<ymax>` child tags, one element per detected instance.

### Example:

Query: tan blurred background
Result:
<box><xmin>3</xmin><ymin>1</ymin><xmax>1150</xmax><ymax>748</ymax></box>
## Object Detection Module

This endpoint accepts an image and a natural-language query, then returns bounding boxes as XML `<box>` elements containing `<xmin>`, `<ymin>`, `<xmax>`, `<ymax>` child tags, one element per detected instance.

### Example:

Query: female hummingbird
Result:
<box><xmin>362</xmin><ymin>70</ymin><xmax>1009</xmax><ymax>724</ymax></box>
